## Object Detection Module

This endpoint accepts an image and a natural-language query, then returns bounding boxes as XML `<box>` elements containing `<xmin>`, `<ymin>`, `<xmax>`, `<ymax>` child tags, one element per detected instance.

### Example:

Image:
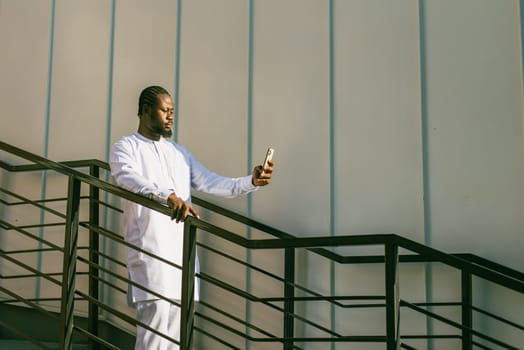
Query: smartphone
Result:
<box><xmin>261</xmin><ymin>147</ymin><xmax>274</xmax><ymax>175</ymax></box>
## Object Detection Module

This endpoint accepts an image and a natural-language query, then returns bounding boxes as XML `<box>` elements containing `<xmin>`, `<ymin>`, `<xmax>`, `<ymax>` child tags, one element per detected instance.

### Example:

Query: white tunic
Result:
<box><xmin>109</xmin><ymin>132</ymin><xmax>256</xmax><ymax>303</ymax></box>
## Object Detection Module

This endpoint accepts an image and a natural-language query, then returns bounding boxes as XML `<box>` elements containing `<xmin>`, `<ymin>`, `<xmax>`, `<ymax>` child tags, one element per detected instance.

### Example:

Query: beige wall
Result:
<box><xmin>1</xmin><ymin>0</ymin><xmax>523</xmax><ymax>349</ymax></box>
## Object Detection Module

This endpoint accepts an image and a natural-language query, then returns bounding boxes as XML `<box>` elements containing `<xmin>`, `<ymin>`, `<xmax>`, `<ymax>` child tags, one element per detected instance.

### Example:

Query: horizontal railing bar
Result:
<box><xmin>197</xmin><ymin>270</ymin><xmax>279</xmax><ymax>304</ymax></box>
<box><xmin>90</xmin><ymin>197</ymin><xmax>124</xmax><ymax>213</ymax></box>
<box><xmin>71</xmin><ymin>324</ymin><xmax>121</xmax><ymax>350</ymax></box>
<box><xmin>79</xmin><ymin>222</ymin><xmax>179</xmax><ymax>269</ymax></box>
<box><xmin>1</xmin><ymin>196</ymin><xmax>89</xmax><ymax>206</ymax></box>
<box><xmin>395</xmin><ymin>236</ymin><xmax>524</xmax><ymax>293</ymax></box>
<box><xmin>0</xmin><ymin>297</ymin><xmax>83</xmax><ymax>304</ymax></box>
<box><xmin>400</xmin><ymin>342</ymin><xmax>418</xmax><ymax>350</ymax></box>
<box><xmin>3</xmin><ymin>247</ymin><xmax>63</xmax><ymax>254</ymax></box>
<box><xmin>4</xmin><ymin>223</ymin><xmax>65</xmax><ymax>230</ymax></box>
<box><xmin>75</xmin><ymin>255</ymin><xmax>179</xmax><ymax>304</ymax></box>
<box><xmin>401</xmin><ymin>300</ymin><xmax>471</xmax><ymax>333</ymax></box>
<box><xmin>472</xmin><ymin>305</ymin><xmax>524</xmax><ymax>332</ymax></box>
<box><xmin>91</xmin><ymin>249</ymin><xmax>127</xmax><ymax>269</ymax></box>
<box><xmin>197</xmin><ymin>300</ymin><xmax>281</xmax><ymax>341</ymax></box>
<box><xmin>193</xmin><ymin>325</ymin><xmax>243</xmax><ymax>350</ymax></box>
<box><xmin>198</xmin><ymin>241</ymin><xmax>361</xmax><ymax>310</ymax></box>
<box><xmin>250</xmin><ymin>335</ymin><xmax>387</xmax><ymax>343</ymax></box>
<box><xmin>260</xmin><ymin>295</ymin><xmax>385</xmax><ymax>303</ymax></box>
<box><xmin>401</xmin><ymin>300</ymin><xmax>520</xmax><ymax>350</ymax></box>
<box><xmin>79</xmin><ymin>221</ymin><xmax>124</xmax><ymax>240</ymax></box>
<box><xmin>0</xmin><ymin>286</ymin><xmax>60</xmax><ymax>322</ymax></box>
<box><xmin>90</xmin><ymin>275</ymin><xmax>128</xmax><ymax>295</ymax></box>
<box><xmin>197</xmin><ymin>240</ymin><xmax>288</xmax><ymax>281</ymax></box>
<box><xmin>199</xmin><ymin>271</ymin><xmax>342</xmax><ymax>338</ymax></box>
<box><xmin>257</xmin><ymin>296</ymin><xmax>391</xmax><ymax>310</ymax></box>
<box><xmin>80</xmin><ymin>268</ymin><xmax>128</xmax><ymax>295</ymax></box>
<box><xmin>337</xmin><ymin>254</ymin><xmax>461</xmax><ymax>264</ymax></box>
<box><xmin>0</xmin><ymin>188</ymin><xmax>67</xmax><ymax>219</ymax></box>
<box><xmin>412</xmin><ymin>301</ymin><xmax>461</xmax><ymax>307</ymax></box>
<box><xmin>198</xmin><ymin>312</ymin><xmax>359</xmax><ymax>347</ymax></box>
<box><xmin>195</xmin><ymin>312</ymin><xmax>286</xmax><ymax>344</ymax></box>
<box><xmin>196</xmin><ymin>311</ymin><xmax>306</xmax><ymax>349</ymax></box>
<box><xmin>0</xmin><ymin>251</ymin><xmax>63</xmax><ymax>287</ymax></box>
<box><xmin>0</xmin><ymin>221</ymin><xmax>64</xmax><ymax>251</ymax></box>
<box><xmin>2</xmin><ymin>246</ymin><xmax>88</xmax><ymax>255</ymax></box>
<box><xmin>472</xmin><ymin>340</ymin><xmax>495</xmax><ymax>350</ymax></box>
<box><xmin>469</xmin><ymin>338</ymin><xmax>521</xmax><ymax>350</ymax></box>
<box><xmin>1</xmin><ymin>272</ymin><xmax>88</xmax><ymax>279</ymax></box>
<box><xmin>401</xmin><ymin>334</ymin><xmax>461</xmax><ymax>339</ymax></box>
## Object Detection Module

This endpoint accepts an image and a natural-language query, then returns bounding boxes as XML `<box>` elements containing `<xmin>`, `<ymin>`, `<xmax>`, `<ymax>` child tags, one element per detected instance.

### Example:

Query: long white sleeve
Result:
<box><xmin>110</xmin><ymin>136</ymin><xmax>174</xmax><ymax>204</ymax></box>
<box><xmin>109</xmin><ymin>133</ymin><xmax>257</xmax><ymax>204</ymax></box>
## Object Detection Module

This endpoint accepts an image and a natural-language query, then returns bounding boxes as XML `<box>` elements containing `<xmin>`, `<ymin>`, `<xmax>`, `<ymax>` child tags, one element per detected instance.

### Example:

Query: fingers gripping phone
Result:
<box><xmin>261</xmin><ymin>147</ymin><xmax>274</xmax><ymax>176</ymax></box>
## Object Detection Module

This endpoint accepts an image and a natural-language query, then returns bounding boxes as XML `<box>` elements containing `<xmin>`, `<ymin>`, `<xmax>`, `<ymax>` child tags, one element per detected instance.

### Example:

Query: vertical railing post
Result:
<box><xmin>88</xmin><ymin>165</ymin><xmax>100</xmax><ymax>349</ymax></box>
<box><xmin>461</xmin><ymin>270</ymin><xmax>473</xmax><ymax>350</ymax></box>
<box><xmin>385</xmin><ymin>241</ymin><xmax>400</xmax><ymax>350</ymax></box>
<box><xmin>59</xmin><ymin>176</ymin><xmax>81</xmax><ymax>350</ymax></box>
<box><xmin>180</xmin><ymin>217</ymin><xmax>197</xmax><ymax>350</ymax></box>
<box><xmin>283</xmin><ymin>247</ymin><xmax>295</xmax><ymax>350</ymax></box>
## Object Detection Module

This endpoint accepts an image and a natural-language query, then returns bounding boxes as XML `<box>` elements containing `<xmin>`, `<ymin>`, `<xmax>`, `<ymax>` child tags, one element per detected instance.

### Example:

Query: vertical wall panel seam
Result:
<box><xmin>328</xmin><ymin>0</ymin><xmax>336</xmax><ymax>349</ymax></box>
<box><xmin>36</xmin><ymin>0</ymin><xmax>56</xmax><ymax>300</ymax></box>
<box><xmin>245</xmin><ymin>1</ymin><xmax>254</xmax><ymax>348</ymax></box>
<box><xmin>520</xmin><ymin>1</ymin><xmax>524</xmax><ymax>124</ymax></box>
<box><xmin>104</xmin><ymin>0</ymin><xmax>116</xmax><ymax>164</ymax></box>
<box><xmin>100</xmin><ymin>0</ymin><xmax>116</xmax><ymax>308</ymax></box>
<box><xmin>173</xmin><ymin>0</ymin><xmax>182</xmax><ymax>143</ymax></box>
<box><xmin>418</xmin><ymin>1</ymin><xmax>434</xmax><ymax>348</ymax></box>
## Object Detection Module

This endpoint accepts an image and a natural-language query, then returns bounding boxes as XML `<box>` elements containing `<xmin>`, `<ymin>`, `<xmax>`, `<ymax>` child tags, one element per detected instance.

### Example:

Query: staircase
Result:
<box><xmin>1</xmin><ymin>140</ymin><xmax>523</xmax><ymax>350</ymax></box>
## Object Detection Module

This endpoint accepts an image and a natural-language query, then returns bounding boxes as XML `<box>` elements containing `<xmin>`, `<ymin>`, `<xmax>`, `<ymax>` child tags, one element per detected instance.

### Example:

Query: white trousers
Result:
<box><xmin>135</xmin><ymin>299</ymin><xmax>181</xmax><ymax>350</ymax></box>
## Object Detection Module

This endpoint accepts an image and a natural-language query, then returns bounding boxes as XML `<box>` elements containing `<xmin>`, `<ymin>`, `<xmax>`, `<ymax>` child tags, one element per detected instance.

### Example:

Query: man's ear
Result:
<box><xmin>142</xmin><ymin>103</ymin><xmax>151</xmax><ymax>118</ymax></box>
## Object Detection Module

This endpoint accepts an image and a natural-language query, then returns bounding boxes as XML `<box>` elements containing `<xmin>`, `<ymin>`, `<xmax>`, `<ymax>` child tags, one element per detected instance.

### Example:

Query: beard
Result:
<box><xmin>159</xmin><ymin>128</ymin><xmax>173</xmax><ymax>138</ymax></box>
<box><xmin>151</xmin><ymin>120</ymin><xmax>173</xmax><ymax>138</ymax></box>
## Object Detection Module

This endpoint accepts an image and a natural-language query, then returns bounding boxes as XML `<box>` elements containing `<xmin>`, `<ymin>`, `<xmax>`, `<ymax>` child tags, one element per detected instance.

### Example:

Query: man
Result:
<box><xmin>109</xmin><ymin>85</ymin><xmax>273</xmax><ymax>350</ymax></box>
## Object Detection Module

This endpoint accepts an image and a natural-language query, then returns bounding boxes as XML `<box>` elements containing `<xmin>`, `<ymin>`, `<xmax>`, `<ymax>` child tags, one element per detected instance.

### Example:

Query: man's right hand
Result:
<box><xmin>167</xmin><ymin>193</ymin><xmax>201</xmax><ymax>223</ymax></box>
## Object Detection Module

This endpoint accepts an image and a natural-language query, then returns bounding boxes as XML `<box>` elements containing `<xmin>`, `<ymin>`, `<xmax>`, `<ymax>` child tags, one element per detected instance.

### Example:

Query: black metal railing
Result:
<box><xmin>1</xmin><ymin>139</ymin><xmax>523</xmax><ymax>350</ymax></box>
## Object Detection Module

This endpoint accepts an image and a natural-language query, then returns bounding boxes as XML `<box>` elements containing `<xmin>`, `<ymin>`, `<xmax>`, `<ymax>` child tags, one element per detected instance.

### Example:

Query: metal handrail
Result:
<box><xmin>2</xmin><ymin>142</ymin><xmax>521</xmax><ymax>284</ymax></box>
<box><xmin>1</xmin><ymin>143</ymin><xmax>521</xmax><ymax>280</ymax></box>
<box><xmin>1</xmin><ymin>139</ymin><xmax>523</xmax><ymax>350</ymax></box>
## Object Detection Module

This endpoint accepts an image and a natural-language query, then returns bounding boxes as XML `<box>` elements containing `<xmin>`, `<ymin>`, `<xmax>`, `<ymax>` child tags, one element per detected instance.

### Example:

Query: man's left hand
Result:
<box><xmin>252</xmin><ymin>160</ymin><xmax>274</xmax><ymax>187</ymax></box>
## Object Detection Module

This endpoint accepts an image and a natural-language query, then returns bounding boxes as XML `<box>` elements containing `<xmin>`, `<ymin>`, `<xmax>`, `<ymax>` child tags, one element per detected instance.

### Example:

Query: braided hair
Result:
<box><xmin>137</xmin><ymin>85</ymin><xmax>171</xmax><ymax>117</ymax></box>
